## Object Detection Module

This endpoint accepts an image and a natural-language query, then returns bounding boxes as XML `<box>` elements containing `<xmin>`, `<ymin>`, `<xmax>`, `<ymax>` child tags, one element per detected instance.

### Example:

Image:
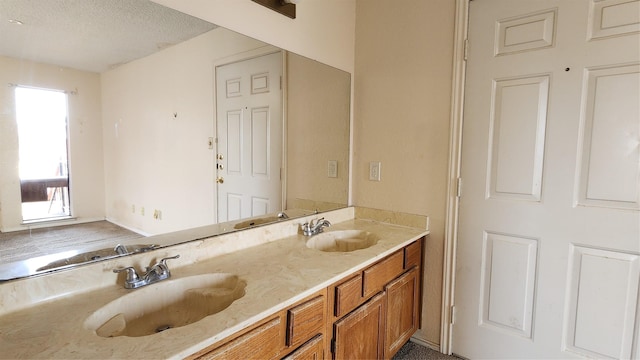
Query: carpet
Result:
<box><xmin>393</xmin><ymin>341</ymin><xmax>461</xmax><ymax>360</ymax></box>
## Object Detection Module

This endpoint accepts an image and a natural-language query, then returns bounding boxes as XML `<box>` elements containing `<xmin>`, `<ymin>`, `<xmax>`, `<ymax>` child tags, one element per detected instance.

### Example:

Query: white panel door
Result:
<box><xmin>215</xmin><ymin>52</ymin><xmax>283</xmax><ymax>222</ymax></box>
<box><xmin>453</xmin><ymin>0</ymin><xmax>640</xmax><ymax>358</ymax></box>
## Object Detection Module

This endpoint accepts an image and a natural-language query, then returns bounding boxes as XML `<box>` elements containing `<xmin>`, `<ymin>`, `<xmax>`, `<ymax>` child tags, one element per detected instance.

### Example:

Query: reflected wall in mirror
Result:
<box><xmin>0</xmin><ymin>0</ymin><xmax>350</xmax><ymax>280</ymax></box>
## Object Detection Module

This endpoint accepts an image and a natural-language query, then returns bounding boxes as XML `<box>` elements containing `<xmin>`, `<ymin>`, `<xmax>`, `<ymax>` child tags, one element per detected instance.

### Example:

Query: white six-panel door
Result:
<box><xmin>215</xmin><ymin>52</ymin><xmax>283</xmax><ymax>222</ymax></box>
<box><xmin>453</xmin><ymin>0</ymin><xmax>640</xmax><ymax>358</ymax></box>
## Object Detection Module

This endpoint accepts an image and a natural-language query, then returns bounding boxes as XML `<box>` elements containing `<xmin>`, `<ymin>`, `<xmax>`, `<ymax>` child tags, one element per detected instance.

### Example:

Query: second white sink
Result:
<box><xmin>306</xmin><ymin>230</ymin><xmax>379</xmax><ymax>252</ymax></box>
<box><xmin>85</xmin><ymin>273</ymin><xmax>246</xmax><ymax>337</ymax></box>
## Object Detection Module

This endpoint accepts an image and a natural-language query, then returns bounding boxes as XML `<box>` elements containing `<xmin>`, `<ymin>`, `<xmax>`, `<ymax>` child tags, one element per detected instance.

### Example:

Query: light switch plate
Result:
<box><xmin>369</xmin><ymin>161</ymin><xmax>381</xmax><ymax>181</ymax></box>
<box><xmin>328</xmin><ymin>160</ymin><xmax>338</xmax><ymax>178</ymax></box>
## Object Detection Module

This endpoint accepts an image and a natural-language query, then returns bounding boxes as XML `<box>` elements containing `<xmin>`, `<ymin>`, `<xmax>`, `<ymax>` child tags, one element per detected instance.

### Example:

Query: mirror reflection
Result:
<box><xmin>0</xmin><ymin>0</ymin><xmax>350</xmax><ymax>280</ymax></box>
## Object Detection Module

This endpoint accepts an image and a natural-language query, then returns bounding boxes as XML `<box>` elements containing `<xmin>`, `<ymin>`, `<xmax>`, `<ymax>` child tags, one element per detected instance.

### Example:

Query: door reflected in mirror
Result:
<box><xmin>0</xmin><ymin>0</ymin><xmax>350</xmax><ymax>280</ymax></box>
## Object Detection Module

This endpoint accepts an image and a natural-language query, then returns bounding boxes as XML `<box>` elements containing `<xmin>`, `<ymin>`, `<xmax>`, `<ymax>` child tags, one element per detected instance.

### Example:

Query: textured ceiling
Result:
<box><xmin>0</xmin><ymin>0</ymin><xmax>217</xmax><ymax>73</ymax></box>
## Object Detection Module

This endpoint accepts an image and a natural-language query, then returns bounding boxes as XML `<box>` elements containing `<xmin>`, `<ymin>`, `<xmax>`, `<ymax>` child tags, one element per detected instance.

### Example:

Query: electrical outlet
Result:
<box><xmin>153</xmin><ymin>209</ymin><xmax>162</xmax><ymax>220</ymax></box>
<box><xmin>140</xmin><ymin>207</ymin><xmax>145</xmax><ymax>216</ymax></box>
<box><xmin>369</xmin><ymin>161</ymin><xmax>381</xmax><ymax>181</ymax></box>
<box><xmin>328</xmin><ymin>160</ymin><xmax>338</xmax><ymax>178</ymax></box>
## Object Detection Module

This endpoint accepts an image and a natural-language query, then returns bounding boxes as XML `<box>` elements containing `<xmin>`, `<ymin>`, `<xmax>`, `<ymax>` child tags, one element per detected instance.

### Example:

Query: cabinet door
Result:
<box><xmin>333</xmin><ymin>292</ymin><xmax>385</xmax><ymax>360</ymax></box>
<box><xmin>385</xmin><ymin>267</ymin><xmax>419</xmax><ymax>358</ymax></box>
<box><xmin>283</xmin><ymin>335</ymin><xmax>323</xmax><ymax>360</ymax></box>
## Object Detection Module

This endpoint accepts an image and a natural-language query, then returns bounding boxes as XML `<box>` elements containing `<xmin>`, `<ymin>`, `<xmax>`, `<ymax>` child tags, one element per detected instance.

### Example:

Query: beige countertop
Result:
<box><xmin>0</xmin><ymin>217</ymin><xmax>427</xmax><ymax>359</ymax></box>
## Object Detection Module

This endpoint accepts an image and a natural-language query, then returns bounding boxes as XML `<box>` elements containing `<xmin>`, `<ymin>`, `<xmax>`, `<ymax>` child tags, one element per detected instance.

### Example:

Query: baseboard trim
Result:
<box><xmin>409</xmin><ymin>336</ymin><xmax>440</xmax><ymax>352</ymax></box>
<box><xmin>104</xmin><ymin>218</ymin><xmax>150</xmax><ymax>237</ymax></box>
<box><xmin>3</xmin><ymin>216</ymin><xmax>105</xmax><ymax>233</ymax></box>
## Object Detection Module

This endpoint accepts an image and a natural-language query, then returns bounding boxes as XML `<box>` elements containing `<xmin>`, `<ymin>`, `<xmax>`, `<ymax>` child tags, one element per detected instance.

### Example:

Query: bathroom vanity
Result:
<box><xmin>189</xmin><ymin>238</ymin><xmax>422</xmax><ymax>359</ymax></box>
<box><xmin>0</xmin><ymin>207</ymin><xmax>428</xmax><ymax>359</ymax></box>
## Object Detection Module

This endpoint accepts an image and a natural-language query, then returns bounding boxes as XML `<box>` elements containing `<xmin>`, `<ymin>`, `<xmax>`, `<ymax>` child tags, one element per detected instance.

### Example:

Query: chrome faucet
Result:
<box><xmin>301</xmin><ymin>218</ymin><xmax>331</xmax><ymax>236</ymax></box>
<box><xmin>114</xmin><ymin>244</ymin><xmax>128</xmax><ymax>255</ymax></box>
<box><xmin>114</xmin><ymin>243</ymin><xmax>158</xmax><ymax>255</ymax></box>
<box><xmin>113</xmin><ymin>255</ymin><xmax>180</xmax><ymax>289</ymax></box>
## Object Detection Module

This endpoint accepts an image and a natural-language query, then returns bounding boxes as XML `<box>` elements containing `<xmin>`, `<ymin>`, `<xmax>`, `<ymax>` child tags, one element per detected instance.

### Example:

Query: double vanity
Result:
<box><xmin>0</xmin><ymin>207</ymin><xmax>428</xmax><ymax>359</ymax></box>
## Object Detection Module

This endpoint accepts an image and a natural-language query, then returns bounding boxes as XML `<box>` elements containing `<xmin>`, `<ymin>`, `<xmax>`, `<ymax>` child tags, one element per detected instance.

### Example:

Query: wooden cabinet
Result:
<box><xmin>384</xmin><ymin>267</ymin><xmax>419</xmax><ymax>358</ymax></box>
<box><xmin>188</xmin><ymin>237</ymin><xmax>424</xmax><ymax>360</ymax></box>
<box><xmin>333</xmin><ymin>293</ymin><xmax>386</xmax><ymax>360</ymax></box>
<box><xmin>328</xmin><ymin>238</ymin><xmax>423</xmax><ymax>360</ymax></box>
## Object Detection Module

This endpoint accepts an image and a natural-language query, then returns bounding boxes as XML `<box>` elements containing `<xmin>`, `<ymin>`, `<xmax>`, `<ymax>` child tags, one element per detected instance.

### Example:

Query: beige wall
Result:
<box><xmin>0</xmin><ymin>56</ymin><xmax>105</xmax><ymax>231</ymax></box>
<box><xmin>157</xmin><ymin>0</ymin><xmax>457</xmax><ymax>347</ymax></box>
<box><xmin>101</xmin><ymin>28</ymin><xmax>268</xmax><ymax>235</ymax></box>
<box><xmin>286</xmin><ymin>53</ymin><xmax>350</xmax><ymax>211</ymax></box>
<box><xmin>152</xmin><ymin>0</ymin><xmax>356</xmax><ymax>73</ymax></box>
<box><xmin>353</xmin><ymin>0</ymin><xmax>456</xmax><ymax>346</ymax></box>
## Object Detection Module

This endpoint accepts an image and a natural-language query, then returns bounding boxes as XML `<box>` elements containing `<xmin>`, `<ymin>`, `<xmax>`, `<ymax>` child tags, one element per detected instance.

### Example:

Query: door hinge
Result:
<box><xmin>463</xmin><ymin>39</ymin><xmax>469</xmax><ymax>61</ymax></box>
<box><xmin>456</xmin><ymin>178</ymin><xmax>463</xmax><ymax>198</ymax></box>
<box><xmin>450</xmin><ymin>305</ymin><xmax>456</xmax><ymax>325</ymax></box>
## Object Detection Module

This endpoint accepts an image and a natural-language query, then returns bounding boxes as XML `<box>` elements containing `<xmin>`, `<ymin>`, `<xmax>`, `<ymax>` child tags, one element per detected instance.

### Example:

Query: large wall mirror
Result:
<box><xmin>0</xmin><ymin>0</ymin><xmax>350</xmax><ymax>280</ymax></box>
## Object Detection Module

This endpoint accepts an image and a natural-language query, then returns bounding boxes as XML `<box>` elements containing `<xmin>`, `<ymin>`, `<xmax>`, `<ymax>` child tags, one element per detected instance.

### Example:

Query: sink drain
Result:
<box><xmin>155</xmin><ymin>324</ymin><xmax>173</xmax><ymax>333</ymax></box>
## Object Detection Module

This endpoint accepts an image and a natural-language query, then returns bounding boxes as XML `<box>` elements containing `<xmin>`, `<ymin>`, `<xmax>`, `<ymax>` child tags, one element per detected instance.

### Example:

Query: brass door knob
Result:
<box><xmin>216</xmin><ymin>177</ymin><xmax>224</xmax><ymax>184</ymax></box>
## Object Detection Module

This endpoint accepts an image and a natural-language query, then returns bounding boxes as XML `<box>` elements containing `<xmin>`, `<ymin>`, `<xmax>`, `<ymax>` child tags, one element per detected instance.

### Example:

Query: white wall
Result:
<box><xmin>152</xmin><ymin>0</ymin><xmax>356</xmax><ymax>74</ymax></box>
<box><xmin>0</xmin><ymin>56</ymin><xmax>105</xmax><ymax>231</ymax></box>
<box><xmin>101</xmin><ymin>28</ymin><xmax>269</xmax><ymax>235</ymax></box>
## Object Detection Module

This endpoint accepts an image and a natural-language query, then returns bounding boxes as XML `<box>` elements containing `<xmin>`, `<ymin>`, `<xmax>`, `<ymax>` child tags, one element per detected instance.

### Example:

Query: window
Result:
<box><xmin>14</xmin><ymin>86</ymin><xmax>71</xmax><ymax>221</ymax></box>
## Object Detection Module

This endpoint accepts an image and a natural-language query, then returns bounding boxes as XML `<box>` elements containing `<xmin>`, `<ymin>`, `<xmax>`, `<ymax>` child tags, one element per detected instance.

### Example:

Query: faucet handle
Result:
<box><xmin>149</xmin><ymin>255</ymin><xmax>180</xmax><ymax>275</ymax></box>
<box><xmin>113</xmin><ymin>267</ymin><xmax>139</xmax><ymax>282</ymax></box>
<box><xmin>158</xmin><ymin>254</ymin><xmax>180</xmax><ymax>268</ymax></box>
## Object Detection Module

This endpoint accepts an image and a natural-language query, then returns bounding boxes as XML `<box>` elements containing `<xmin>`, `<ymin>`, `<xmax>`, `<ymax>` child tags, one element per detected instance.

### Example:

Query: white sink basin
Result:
<box><xmin>85</xmin><ymin>273</ymin><xmax>245</xmax><ymax>337</ymax></box>
<box><xmin>305</xmin><ymin>230</ymin><xmax>380</xmax><ymax>252</ymax></box>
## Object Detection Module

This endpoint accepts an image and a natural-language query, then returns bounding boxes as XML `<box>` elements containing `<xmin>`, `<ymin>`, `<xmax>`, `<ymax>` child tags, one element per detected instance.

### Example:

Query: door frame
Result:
<box><xmin>212</xmin><ymin>46</ymin><xmax>286</xmax><ymax>224</ymax></box>
<box><xmin>440</xmin><ymin>0</ymin><xmax>469</xmax><ymax>355</ymax></box>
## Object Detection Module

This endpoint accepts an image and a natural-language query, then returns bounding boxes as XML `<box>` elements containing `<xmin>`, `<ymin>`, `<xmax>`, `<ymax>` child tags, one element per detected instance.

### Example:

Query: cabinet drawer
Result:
<box><xmin>282</xmin><ymin>335</ymin><xmax>323</xmax><ymax>360</ymax></box>
<box><xmin>362</xmin><ymin>251</ymin><xmax>404</xmax><ymax>298</ymax></box>
<box><xmin>404</xmin><ymin>240</ymin><xmax>421</xmax><ymax>269</ymax></box>
<box><xmin>287</xmin><ymin>295</ymin><xmax>325</xmax><ymax>348</ymax></box>
<box><xmin>197</xmin><ymin>316</ymin><xmax>283</xmax><ymax>360</ymax></box>
<box><xmin>334</xmin><ymin>274</ymin><xmax>363</xmax><ymax>317</ymax></box>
